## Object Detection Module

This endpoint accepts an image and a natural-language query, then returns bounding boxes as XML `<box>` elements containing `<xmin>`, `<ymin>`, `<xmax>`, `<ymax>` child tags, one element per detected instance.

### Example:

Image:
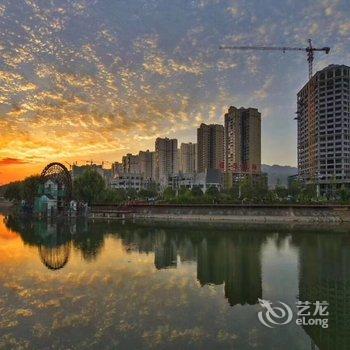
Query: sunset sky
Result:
<box><xmin>1</xmin><ymin>0</ymin><xmax>350</xmax><ymax>184</ymax></box>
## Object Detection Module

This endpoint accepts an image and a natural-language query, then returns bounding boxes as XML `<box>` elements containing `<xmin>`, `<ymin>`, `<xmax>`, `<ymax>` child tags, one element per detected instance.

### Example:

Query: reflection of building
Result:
<box><xmin>297</xmin><ymin>65</ymin><xmax>350</xmax><ymax>194</ymax></box>
<box><xmin>296</xmin><ymin>235</ymin><xmax>350</xmax><ymax>350</ymax></box>
<box><xmin>224</xmin><ymin>235</ymin><xmax>262</xmax><ymax>306</ymax></box>
<box><xmin>224</xmin><ymin>106</ymin><xmax>261</xmax><ymax>175</ymax></box>
<box><xmin>197</xmin><ymin>123</ymin><xmax>224</xmax><ymax>172</ymax></box>
<box><xmin>197</xmin><ymin>234</ymin><xmax>262</xmax><ymax>306</ymax></box>
<box><xmin>5</xmin><ymin>216</ymin><xmax>265</xmax><ymax>307</ymax></box>
<box><xmin>154</xmin><ymin>231</ymin><xmax>177</xmax><ymax>269</ymax></box>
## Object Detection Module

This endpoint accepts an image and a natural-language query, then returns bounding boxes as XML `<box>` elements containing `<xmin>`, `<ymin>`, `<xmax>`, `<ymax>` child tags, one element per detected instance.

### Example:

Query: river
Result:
<box><xmin>0</xmin><ymin>214</ymin><xmax>349</xmax><ymax>349</ymax></box>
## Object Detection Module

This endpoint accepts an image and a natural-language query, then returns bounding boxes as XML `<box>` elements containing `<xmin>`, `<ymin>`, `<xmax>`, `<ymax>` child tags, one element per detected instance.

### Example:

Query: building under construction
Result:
<box><xmin>297</xmin><ymin>64</ymin><xmax>350</xmax><ymax>194</ymax></box>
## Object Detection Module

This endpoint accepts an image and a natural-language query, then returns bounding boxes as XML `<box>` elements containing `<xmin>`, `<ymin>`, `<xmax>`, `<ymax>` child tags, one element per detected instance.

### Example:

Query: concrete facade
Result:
<box><xmin>297</xmin><ymin>64</ymin><xmax>350</xmax><ymax>194</ymax></box>
<box><xmin>122</xmin><ymin>153</ymin><xmax>140</xmax><ymax>174</ymax></box>
<box><xmin>110</xmin><ymin>173</ymin><xmax>145</xmax><ymax>191</ymax></box>
<box><xmin>155</xmin><ymin>138</ymin><xmax>178</xmax><ymax>184</ymax></box>
<box><xmin>197</xmin><ymin>123</ymin><xmax>224</xmax><ymax>173</ymax></box>
<box><xmin>139</xmin><ymin>150</ymin><xmax>156</xmax><ymax>180</ymax></box>
<box><xmin>224</xmin><ymin>106</ymin><xmax>261</xmax><ymax>175</ymax></box>
<box><xmin>179</xmin><ymin>142</ymin><xmax>197</xmax><ymax>174</ymax></box>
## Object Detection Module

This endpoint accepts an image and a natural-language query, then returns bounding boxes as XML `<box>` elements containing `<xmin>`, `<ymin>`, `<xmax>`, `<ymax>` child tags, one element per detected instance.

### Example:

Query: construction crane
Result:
<box><xmin>219</xmin><ymin>39</ymin><xmax>330</xmax><ymax>80</ymax></box>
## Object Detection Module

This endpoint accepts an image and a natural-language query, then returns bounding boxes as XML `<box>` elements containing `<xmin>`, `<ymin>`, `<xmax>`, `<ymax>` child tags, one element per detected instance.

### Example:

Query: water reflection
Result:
<box><xmin>293</xmin><ymin>234</ymin><xmax>350</xmax><ymax>350</ymax></box>
<box><xmin>4</xmin><ymin>216</ymin><xmax>267</xmax><ymax>307</ymax></box>
<box><xmin>4</xmin><ymin>216</ymin><xmax>72</xmax><ymax>270</ymax></box>
<box><xmin>2</xmin><ymin>216</ymin><xmax>350</xmax><ymax>349</ymax></box>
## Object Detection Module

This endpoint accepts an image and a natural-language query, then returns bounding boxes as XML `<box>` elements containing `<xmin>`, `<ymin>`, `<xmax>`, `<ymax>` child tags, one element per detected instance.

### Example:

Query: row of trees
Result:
<box><xmin>73</xmin><ymin>170</ymin><xmax>158</xmax><ymax>204</ymax></box>
<box><xmin>72</xmin><ymin>170</ymin><xmax>350</xmax><ymax>204</ymax></box>
<box><xmin>2</xmin><ymin>175</ymin><xmax>41</xmax><ymax>205</ymax></box>
<box><xmin>3</xmin><ymin>169</ymin><xmax>350</xmax><ymax>205</ymax></box>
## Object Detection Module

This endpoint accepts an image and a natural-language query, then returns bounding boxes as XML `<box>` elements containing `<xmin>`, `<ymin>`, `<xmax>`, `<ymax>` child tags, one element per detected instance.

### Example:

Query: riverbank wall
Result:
<box><xmin>90</xmin><ymin>204</ymin><xmax>350</xmax><ymax>224</ymax></box>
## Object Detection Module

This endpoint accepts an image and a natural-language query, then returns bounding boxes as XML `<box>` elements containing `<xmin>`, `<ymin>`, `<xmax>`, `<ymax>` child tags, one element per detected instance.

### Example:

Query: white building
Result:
<box><xmin>168</xmin><ymin>169</ymin><xmax>222</xmax><ymax>193</ymax></box>
<box><xmin>110</xmin><ymin>173</ymin><xmax>145</xmax><ymax>191</ymax></box>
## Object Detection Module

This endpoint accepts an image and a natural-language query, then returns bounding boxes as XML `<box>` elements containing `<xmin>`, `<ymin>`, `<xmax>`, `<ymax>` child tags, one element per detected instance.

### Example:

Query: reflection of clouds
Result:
<box><xmin>0</xmin><ymin>219</ymin><xmax>348</xmax><ymax>347</ymax></box>
<box><xmin>0</xmin><ymin>223</ymin><xmax>304</xmax><ymax>348</ymax></box>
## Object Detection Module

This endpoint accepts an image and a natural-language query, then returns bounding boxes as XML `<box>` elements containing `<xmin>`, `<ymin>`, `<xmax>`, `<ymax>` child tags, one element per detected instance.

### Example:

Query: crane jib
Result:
<box><xmin>219</xmin><ymin>40</ymin><xmax>331</xmax><ymax>80</ymax></box>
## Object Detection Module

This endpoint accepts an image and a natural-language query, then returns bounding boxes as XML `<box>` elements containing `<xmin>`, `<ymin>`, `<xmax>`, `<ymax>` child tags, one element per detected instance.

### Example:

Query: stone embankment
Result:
<box><xmin>90</xmin><ymin>204</ymin><xmax>350</xmax><ymax>224</ymax></box>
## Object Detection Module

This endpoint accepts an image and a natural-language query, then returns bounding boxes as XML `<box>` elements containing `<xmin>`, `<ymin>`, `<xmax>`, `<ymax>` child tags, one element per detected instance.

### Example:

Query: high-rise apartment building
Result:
<box><xmin>224</xmin><ymin>106</ymin><xmax>261</xmax><ymax>175</ymax></box>
<box><xmin>179</xmin><ymin>142</ymin><xmax>197</xmax><ymax>173</ymax></box>
<box><xmin>197</xmin><ymin>124</ymin><xmax>224</xmax><ymax>172</ymax></box>
<box><xmin>155</xmin><ymin>138</ymin><xmax>178</xmax><ymax>182</ymax></box>
<box><xmin>122</xmin><ymin>153</ymin><xmax>140</xmax><ymax>174</ymax></box>
<box><xmin>297</xmin><ymin>64</ymin><xmax>350</xmax><ymax>193</ymax></box>
<box><xmin>139</xmin><ymin>150</ymin><xmax>156</xmax><ymax>180</ymax></box>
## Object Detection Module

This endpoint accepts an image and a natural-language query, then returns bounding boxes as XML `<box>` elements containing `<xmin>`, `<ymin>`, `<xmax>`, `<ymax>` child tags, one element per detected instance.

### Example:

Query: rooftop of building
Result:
<box><xmin>298</xmin><ymin>63</ymin><xmax>350</xmax><ymax>92</ymax></box>
<box><xmin>226</xmin><ymin>105</ymin><xmax>260</xmax><ymax>113</ymax></box>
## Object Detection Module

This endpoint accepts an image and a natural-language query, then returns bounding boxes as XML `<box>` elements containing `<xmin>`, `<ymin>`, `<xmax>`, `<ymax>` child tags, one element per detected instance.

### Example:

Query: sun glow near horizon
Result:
<box><xmin>1</xmin><ymin>0</ymin><xmax>350</xmax><ymax>183</ymax></box>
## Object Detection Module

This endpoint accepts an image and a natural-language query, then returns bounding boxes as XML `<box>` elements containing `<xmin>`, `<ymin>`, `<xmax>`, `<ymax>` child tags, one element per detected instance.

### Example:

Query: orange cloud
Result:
<box><xmin>0</xmin><ymin>158</ymin><xmax>28</xmax><ymax>166</ymax></box>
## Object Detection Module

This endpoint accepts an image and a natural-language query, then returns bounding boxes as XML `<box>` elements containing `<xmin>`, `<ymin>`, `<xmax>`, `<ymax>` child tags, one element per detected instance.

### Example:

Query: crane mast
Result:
<box><xmin>220</xmin><ymin>39</ymin><xmax>330</xmax><ymax>80</ymax></box>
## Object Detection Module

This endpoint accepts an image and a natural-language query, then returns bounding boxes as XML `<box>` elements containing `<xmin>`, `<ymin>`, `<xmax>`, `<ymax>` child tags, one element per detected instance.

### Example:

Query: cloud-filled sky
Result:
<box><xmin>0</xmin><ymin>0</ymin><xmax>350</xmax><ymax>183</ymax></box>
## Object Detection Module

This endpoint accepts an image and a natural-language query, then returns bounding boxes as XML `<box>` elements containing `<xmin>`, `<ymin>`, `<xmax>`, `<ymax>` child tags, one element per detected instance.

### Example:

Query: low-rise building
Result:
<box><xmin>110</xmin><ymin>173</ymin><xmax>145</xmax><ymax>191</ymax></box>
<box><xmin>168</xmin><ymin>169</ymin><xmax>222</xmax><ymax>193</ymax></box>
<box><xmin>34</xmin><ymin>179</ymin><xmax>59</xmax><ymax>216</ymax></box>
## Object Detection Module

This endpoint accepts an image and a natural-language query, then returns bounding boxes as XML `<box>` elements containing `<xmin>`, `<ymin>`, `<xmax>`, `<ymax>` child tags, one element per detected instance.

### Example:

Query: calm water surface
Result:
<box><xmin>0</xmin><ymin>214</ymin><xmax>349</xmax><ymax>350</ymax></box>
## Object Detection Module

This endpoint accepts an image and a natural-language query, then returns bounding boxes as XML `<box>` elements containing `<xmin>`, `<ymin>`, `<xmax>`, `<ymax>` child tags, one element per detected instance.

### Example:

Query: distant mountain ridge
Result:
<box><xmin>261</xmin><ymin>164</ymin><xmax>297</xmax><ymax>189</ymax></box>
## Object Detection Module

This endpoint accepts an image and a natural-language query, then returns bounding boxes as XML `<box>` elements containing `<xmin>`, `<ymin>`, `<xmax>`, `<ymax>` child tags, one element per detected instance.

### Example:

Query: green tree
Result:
<box><xmin>177</xmin><ymin>187</ymin><xmax>192</xmax><ymax>204</ymax></box>
<box><xmin>240</xmin><ymin>175</ymin><xmax>269</xmax><ymax>202</ymax></box>
<box><xmin>138</xmin><ymin>188</ymin><xmax>157</xmax><ymax>199</ymax></box>
<box><xmin>102</xmin><ymin>188</ymin><xmax>127</xmax><ymax>204</ymax></box>
<box><xmin>163</xmin><ymin>187</ymin><xmax>175</xmax><ymax>201</ymax></box>
<box><xmin>240</xmin><ymin>176</ymin><xmax>254</xmax><ymax>201</ymax></box>
<box><xmin>191</xmin><ymin>185</ymin><xmax>203</xmax><ymax>197</ymax></box>
<box><xmin>178</xmin><ymin>186</ymin><xmax>189</xmax><ymax>196</ymax></box>
<box><xmin>4</xmin><ymin>181</ymin><xmax>23</xmax><ymax>202</ymax></box>
<box><xmin>338</xmin><ymin>187</ymin><xmax>350</xmax><ymax>202</ymax></box>
<box><xmin>275</xmin><ymin>185</ymin><xmax>288</xmax><ymax>200</ymax></box>
<box><xmin>22</xmin><ymin>175</ymin><xmax>41</xmax><ymax>205</ymax></box>
<box><xmin>205</xmin><ymin>186</ymin><xmax>220</xmax><ymax>203</ymax></box>
<box><xmin>74</xmin><ymin>169</ymin><xmax>106</xmax><ymax>204</ymax></box>
<box><xmin>126</xmin><ymin>188</ymin><xmax>138</xmax><ymax>200</ymax></box>
<box><xmin>288</xmin><ymin>179</ymin><xmax>302</xmax><ymax>200</ymax></box>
